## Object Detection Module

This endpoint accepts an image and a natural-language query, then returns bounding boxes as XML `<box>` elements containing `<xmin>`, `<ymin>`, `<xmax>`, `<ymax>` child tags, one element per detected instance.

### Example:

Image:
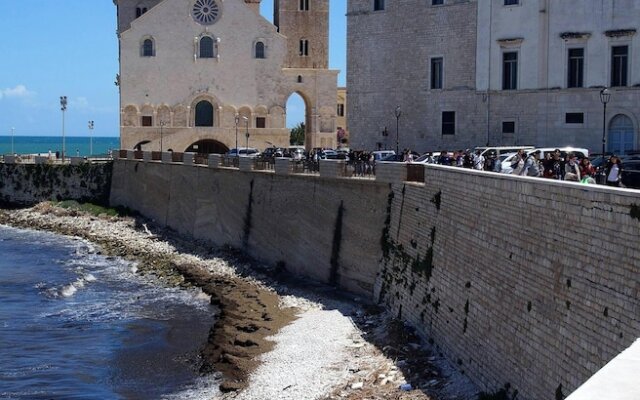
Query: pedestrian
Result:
<box><xmin>579</xmin><ymin>157</ymin><xmax>596</xmax><ymax>183</ymax></box>
<box><xmin>564</xmin><ymin>153</ymin><xmax>581</xmax><ymax>181</ymax></box>
<box><xmin>456</xmin><ymin>150</ymin><xmax>464</xmax><ymax>167</ymax></box>
<box><xmin>605</xmin><ymin>155</ymin><xmax>623</xmax><ymax>187</ymax></box>
<box><xmin>48</xmin><ymin>149</ymin><xmax>52</xmax><ymax>159</ymax></box>
<box><xmin>463</xmin><ymin>149</ymin><xmax>474</xmax><ymax>168</ymax></box>
<box><xmin>76</xmin><ymin>148</ymin><xmax>80</xmax><ymax>157</ymax></box>
<box><xmin>437</xmin><ymin>150</ymin><xmax>451</xmax><ymax>165</ymax></box>
<box><xmin>472</xmin><ymin>149</ymin><xmax>485</xmax><ymax>170</ymax></box>
<box><xmin>546</xmin><ymin>149</ymin><xmax>565</xmax><ymax>180</ymax></box>
<box><xmin>511</xmin><ymin>149</ymin><xmax>526</xmax><ymax>175</ymax></box>
<box><xmin>523</xmin><ymin>150</ymin><xmax>542</xmax><ymax>177</ymax></box>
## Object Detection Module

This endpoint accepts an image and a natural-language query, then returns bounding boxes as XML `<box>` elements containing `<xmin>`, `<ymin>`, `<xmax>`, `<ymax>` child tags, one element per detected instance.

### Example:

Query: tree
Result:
<box><xmin>290</xmin><ymin>122</ymin><xmax>305</xmax><ymax>145</ymax></box>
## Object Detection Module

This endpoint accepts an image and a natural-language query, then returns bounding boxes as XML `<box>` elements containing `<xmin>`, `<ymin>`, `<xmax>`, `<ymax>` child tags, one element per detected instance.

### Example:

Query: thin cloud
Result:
<box><xmin>0</xmin><ymin>84</ymin><xmax>35</xmax><ymax>99</ymax></box>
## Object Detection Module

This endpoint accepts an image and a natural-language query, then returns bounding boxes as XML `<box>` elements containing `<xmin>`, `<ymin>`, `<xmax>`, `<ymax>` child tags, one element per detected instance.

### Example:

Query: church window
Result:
<box><xmin>299</xmin><ymin>40</ymin><xmax>309</xmax><ymax>56</ymax></box>
<box><xmin>256</xmin><ymin>117</ymin><xmax>266</xmax><ymax>128</ymax></box>
<box><xmin>142</xmin><ymin>38</ymin><xmax>154</xmax><ymax>57</ymax></box>
<box><xmin>567</xmin><ymin>48</ymin><xmax>584</xmax><ymax>88</ymax></box>
<box><xmin>200</xmin><ymin>36</ymin><xmax>215</xmax><ymax>58</ymax></box>
<box><xmin>142</xmin><ymin>116</ymin><xmax>153</xmax><ymax>127</ymax></box>
<box><xmin>299</xmin><ymin>0</ymin><xmax>309</xmax><ymax>11</ymax></box>
<box><xmin>297</xmin><ymin>75</ymin><xmax>303</xmax><ymax>83</ymax></box>
<box><xmin>374</xmin><ymin>0</ymin><xmax>385</xmax><ymax>11</ymax></box>
<box><xmin>195</xmin><ymin>100</ymin><xmax>214</xmax><ymax>127</ymax></box>
<box><xmin>502</xmin><ymin>51</ymin><xmax>518</xmax><ymax>90</ymax></box>
<box><xmin>337</xmin><ymin>104</ymin><xmax>345</xmax><ymax>117</ymax></box>
<box><xmin>255</xmin><ymin>42</ymin><xmax>265</xmax><ymax>59</ymax></box>
<box><xmin>192</xmin><ymin>0</ymin><xmax>220</xmax><ymax>25</ymax></box>
<box><xmin>430</xmin><ymin>57</ymin><xmax>443</xmax><ymax>89</ymax></box>
<box><xmin>611</xmin><ymin>45</ymin><xmax>628</xmax><ymax>87</ymax></box>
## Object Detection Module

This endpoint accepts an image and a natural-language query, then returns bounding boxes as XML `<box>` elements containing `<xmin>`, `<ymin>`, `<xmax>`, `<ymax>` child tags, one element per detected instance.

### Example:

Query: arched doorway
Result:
<box><xmin>286</xmin><ymin>92</ymin><xmax>309</xmax><ymax>148</ymax></box>
<box><xmin>609</xmin><ymin>114</ymin><xmax>634</xmax><ymax>155</ymax></box>
<box><xmin>195</xmin><ymin>100</ymin><xmax>214</xmax><ymax>127</ymax></box>
<box><xmin>185</xmin><ymin>139</ymin><xmax>228</xmax><ymax>154</ymax></box>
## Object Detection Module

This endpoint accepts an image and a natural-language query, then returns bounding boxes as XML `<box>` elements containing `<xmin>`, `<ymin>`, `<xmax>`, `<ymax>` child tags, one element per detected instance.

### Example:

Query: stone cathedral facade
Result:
<box><xmin>114</xmin><ymin>0</ymin><xmax>338</xmax><ymax>153</ymax></box>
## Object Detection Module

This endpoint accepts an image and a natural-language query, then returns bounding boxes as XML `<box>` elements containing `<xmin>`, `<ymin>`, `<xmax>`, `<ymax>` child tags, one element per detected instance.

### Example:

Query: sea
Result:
<box><xmin>0</xmin><ymin>225</ymin><xmax>222</xmax><ymax>400</ymax></box>
<box><xmin>0</xmin><ymin>136</ymin><xmax>120</xmax><ymax>158</ymax></box>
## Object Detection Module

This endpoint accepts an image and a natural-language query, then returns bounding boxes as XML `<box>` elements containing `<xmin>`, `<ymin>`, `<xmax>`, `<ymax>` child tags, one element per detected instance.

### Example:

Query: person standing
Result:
<box><xmin>564</xmin><ymin>153</ymin><xmax>581</xmax><ymax>181</ymax></box>
<box><xmin>605</xmin><ymin>155</ymin><xmax>623</xmax><ymax>187</ymax></box>
<box><xmin>472</xmin><ymin>149</ymin><xmax>485</xmax><ymax>170</ymax></box>
<box><xmin>511</xmin><ymin>149</ymin><xmax>526</xmax><ymax>175</ymax></box>
<box><xmin>579</xmin><ymin>157</ymin><xmax>596</xmax><ymax>183</ymax></box>
<box><xmin>524</xmin><ymin>150</ymin><xmax>542</xmax><ymax>177</ymax></box>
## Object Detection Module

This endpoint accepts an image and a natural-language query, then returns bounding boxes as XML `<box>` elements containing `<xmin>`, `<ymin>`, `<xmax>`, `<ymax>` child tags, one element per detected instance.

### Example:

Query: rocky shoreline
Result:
<box><xmin>0</xmin><ymin>203</ymin><xmax>479</xmax><ymax>400</ymax></box>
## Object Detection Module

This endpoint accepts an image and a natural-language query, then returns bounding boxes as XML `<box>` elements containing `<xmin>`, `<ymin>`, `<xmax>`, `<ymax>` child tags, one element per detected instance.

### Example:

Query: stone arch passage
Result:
<box><xmin>286</xmin><ymin>91</ymin><xmax>311</xmax><ymax>148</ymax></box>
<box><xmin>185</xmin><ymin>139</ymin><xmax>228</xmax><ymax>154</ymax></box>
<box><xmin>609</xmin><ymin>114</ymin><xmax>635</xmax><ymax>155</ymax></box>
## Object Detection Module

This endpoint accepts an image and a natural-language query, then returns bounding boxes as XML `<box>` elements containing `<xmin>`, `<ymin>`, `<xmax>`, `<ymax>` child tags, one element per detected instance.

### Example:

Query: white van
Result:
<box><xmin>475</xmin><ymin>146</ymin><xmax>535</xmax><ymax>157</ymax></box>
<box><xmin>372</xmin><ymin>150</ymin><xmax>396</xmax><ymax>161</ymax></box>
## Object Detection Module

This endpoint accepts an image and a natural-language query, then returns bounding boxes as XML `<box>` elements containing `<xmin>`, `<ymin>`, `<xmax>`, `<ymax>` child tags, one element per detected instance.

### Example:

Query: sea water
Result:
<box><xmin>0</xmin><ymin>136</ymin><xmax>120</xmax><ymax>157</ymax></box>
<box><xmin>0</xmin><ymin>225</ymin><xmax>221</xmax><ymax>399</ymax></box>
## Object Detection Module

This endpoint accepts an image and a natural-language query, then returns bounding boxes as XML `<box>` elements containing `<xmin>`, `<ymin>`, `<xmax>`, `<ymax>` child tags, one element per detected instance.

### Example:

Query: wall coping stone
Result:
<box><xmin>209</xmin><ymin>154</ymin><xmax>222</xmax><ymax>168</ymax></box>
<box><xmin>183</xmin><ymin>152</ymin><xmax>195</xmax><ymax>166</ymax></box>
<box><xmin>239</xmin><ymin>156</ymin><xmax>255</xmax><ymax>171</ymax></box>
<box><xmin>161</xmin><ymin>152</ymin><xmax>172</xmax><ymax>163</ymax></box>
<box><xmin>275</xmin><ymin>158</ymin><xmax>293</xmax><ymax>175</ymax></box>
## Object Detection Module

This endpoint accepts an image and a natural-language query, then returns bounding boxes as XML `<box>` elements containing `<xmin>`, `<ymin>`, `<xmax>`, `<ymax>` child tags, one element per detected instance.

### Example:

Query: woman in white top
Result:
<box><xmin>605</xmin><ymin>155</ymin><xmax>623</xmax><ymax>187</ymax></box>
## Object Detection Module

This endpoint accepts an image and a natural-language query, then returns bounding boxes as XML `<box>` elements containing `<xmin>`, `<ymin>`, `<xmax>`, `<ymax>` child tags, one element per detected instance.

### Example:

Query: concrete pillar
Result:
<box><xmin>34</xmin><ymin>156</ymin><xmax>49</xmax><ymax>165</ymax></box>
<box><xmin>208</xmin><ymin>154</ymin><xmax>222</xmax><ymax>168</ymax></box>
<box><xmin>70</xmin><ymin>157</ymin><xmax>85</xmax><ymax>165</ymax></box>
<box><xmin>143</xmin><ymin>151</ymin><xmax>152</xmax><ymax>162</ymax></box>
<box><xmin>275</xmin><ymin>158</ymin><xmax>293</xmax><ymax>175</ymax></box>
<box><xmin>239</xmin><ymin>156</ymin><xmax>255</xmax><ymax>171</ymax></box>
<box><xmin>183</xmin><ymin>152</ymin><xmax>195</xmax><ymax>165</ymax></box>
<box><xmin>319</xmin><ymin>159</ymin><xmax>346</xmax><ymax>178</ymax></box>
<box><xmin>126</xmin><ymin>150</ymin><xmax>135</xmax><ymax>160</ymax></box>
<box><xmin>161</xmin><ymin>152</ymin><xmax>172</xmax><ymax>163</ymax></box>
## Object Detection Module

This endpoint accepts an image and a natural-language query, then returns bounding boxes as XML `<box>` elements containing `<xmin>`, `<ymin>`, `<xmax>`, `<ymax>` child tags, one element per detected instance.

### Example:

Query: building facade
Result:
<box><xmin>348</xmin><ymin>0</ymin><xmax>640</xmax><ymax>155</ymax></box>
<box><xmin>114</xmin><ymin>0</ymin><xmax>339</xmax><ymax>153</ymax></box>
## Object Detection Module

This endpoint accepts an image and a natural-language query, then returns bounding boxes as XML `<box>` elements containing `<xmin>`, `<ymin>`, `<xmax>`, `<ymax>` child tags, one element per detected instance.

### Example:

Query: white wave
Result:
<box><xmin>161</xmin><ymin>375</ymin><xmax>221</xmax><ymax>400</ymax></box>
<box><xmin>84</xmin><ymin>273</ymin><xmax>97</xmax><ymax>282</ymax></box>
<box><xmin>60</xmin><ymin>284</ymin><xmax>78</xmax><ymax>298</ymax></box>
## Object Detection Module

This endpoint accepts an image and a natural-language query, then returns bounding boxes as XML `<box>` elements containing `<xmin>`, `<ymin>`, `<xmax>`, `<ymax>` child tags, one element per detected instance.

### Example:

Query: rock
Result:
<box><xmin>351</xmin><ymin>382</ymin><xmax>364</xmax><ymax>390</ymax></box>
<box><xmin>400</xmin><ymin>383</ymin><xmax>413</xmax><ymax>391</ymax></box>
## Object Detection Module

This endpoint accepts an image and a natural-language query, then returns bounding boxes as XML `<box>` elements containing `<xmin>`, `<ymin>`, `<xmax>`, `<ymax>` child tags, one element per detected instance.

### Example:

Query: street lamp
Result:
<box><xmin>234</xmin><ymin>114</ymin><xmax>240</xmax><ymax>158</ymax></box>
<box><xmin>11</xmin><ymin>127</ymin><xmax>15</xmax><ymax>155</ymax></box>
<box><xmin>159</xmin><ymin>120</ymin><xmax>166</xmax><ymax>152</ymax></box>
<box><xmin>243</xmin><ymin>116</ymin><xmax>250</xmax><ymax>153</ymax></box>
<box><xmin>88</xmin><ymin>120</ymin><xmax>94</xmax><ymax>156</ymax></box>
<box><xmin>60</xmin><ymin>96</ymin><xmax>67</xmax><ymax>161</ymax></box>
<box><xmin>600</xmin><ymin>88</ymin><xmax>611</xmax><ymax>184</ymax></box>
<box><xmin>394</xmin><ymin>105</ymin><xmax>402</xmax><ymax>155</ymax></box>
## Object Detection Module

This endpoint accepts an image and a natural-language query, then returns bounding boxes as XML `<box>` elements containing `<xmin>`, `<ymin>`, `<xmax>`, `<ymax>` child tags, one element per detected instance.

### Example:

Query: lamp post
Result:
<box><xmin>60</xmin><ymin>96</ymin><xmax>67</xmax><ymax>161</ymax></box>
<box><xmin>11</xmin><ymin>127</ymin><xmax>15</xmax><ymax>155</ymax></box>
<box><xmin>394</xmin><ymin>105</ymin><xmax>402</xmax><ymax>155</ymax></box>
<box><xmin>159</xmin><ymin>120</ymin><xmax>166</xmax><ymax>152</ymax></box>
<box><xmin>244</xmin><ymin>116</ymin><xmax>250</xmax><ymax>153</ymax></box>
<box><xmin>88</xmin><ymin>120</ymin><xmax>94</xmax><ymax>157</ymax></box>
<box><xmin>234</xmin><ymin>114</ymin><xmax>240</xmax><ymax>158</ymax></box>
<box><xmin>599</xmin><ymin>88</ymin><xmax>611</xmax><ymax>184</ymax></box>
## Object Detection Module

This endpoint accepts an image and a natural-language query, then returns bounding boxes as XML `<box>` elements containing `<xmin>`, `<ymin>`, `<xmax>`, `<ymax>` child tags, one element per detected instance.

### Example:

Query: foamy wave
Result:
<box><xmin>60</xmin><ymin>284</ymin><xmax>78</xmax><ymax>298</ymax></box>
<box><xmin>161</xmin><ymin>375</ymin><xmax>221</xmax><ymax>400</ymax></box>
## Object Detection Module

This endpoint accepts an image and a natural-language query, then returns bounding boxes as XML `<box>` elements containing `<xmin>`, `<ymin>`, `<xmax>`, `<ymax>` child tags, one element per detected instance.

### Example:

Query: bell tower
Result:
<box><xmin>274</xmin><ymin>0</ymin><xmax>329</xmax><ymax>69</ymax></box>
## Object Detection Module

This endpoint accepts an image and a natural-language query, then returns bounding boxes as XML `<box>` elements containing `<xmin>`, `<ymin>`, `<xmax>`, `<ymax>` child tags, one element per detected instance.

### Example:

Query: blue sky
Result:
<box><xmin>0</xmin><ymin>0</ymin><xmax>346</xmax><ymax>137</ymax></box>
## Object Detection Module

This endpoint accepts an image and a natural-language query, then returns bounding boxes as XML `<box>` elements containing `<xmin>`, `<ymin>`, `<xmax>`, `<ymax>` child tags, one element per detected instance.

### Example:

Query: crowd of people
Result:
<box><xmin>418</xmin><ymin>148</ymin><xmax>624</xmax><ymax>187</ymax></box>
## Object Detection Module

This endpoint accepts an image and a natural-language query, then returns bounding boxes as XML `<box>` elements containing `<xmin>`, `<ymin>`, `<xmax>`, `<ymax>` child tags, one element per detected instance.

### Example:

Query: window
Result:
<box><xmin>195</xmin><ymin>101</ymin><xmax>214</xmax><ymax>127</ymax></box>
<box><xmin>432</xmin><ymin>0</ymin><xmax>443</xmax><ymax>4</ymax></box>
<box><xmin>200</xmin><ymin>36</ymin><xmax>214</xmax><ymax>58</ymax></box>
<box><xmin>255</xmin><ymin>41</ymin><xmax>265</xmax><ymax>59</ymax></box>
<box><xmin>611</xmin><ymin>45</ymin><xmax>628</xmax><ymax>87</ymax></box>
<box><xmin>502</xmin><ymin>121</ymin><xmax>515</xmax><ymax>134</ymax></box>
<box><xmin>297</xmin><ymin>75</ymin><xmax>303</xmax><ymax>83</ymax></box>
<box><xmin>374</xmin><ymin>0</ymin><xmax>385</xmax><ymax>11</ymax></box>
<box><xmin>430</xmin><ymin>57</ymin><xmax>443</xmax><ymax>89</ymax></box>
<box><xmin>337</xmin><ymin>104</ymin><xmax>345</xmax><ymax>117</ymax></box>
<box><xmin>565</xmin><ymin>113</ymin><xmax>584</xmax><ymax>124</ymax></box>
<box><xmin>256</xmin><ymin>117</ymin><xmax>266</xmax><ymax>128</ymax></box>
<box><xmin>299</xmin><ymin>39</ymin><xmax>309</xmax><ymax>56</ymax></box>
<box><xmin>442</xmin><ymin>111</ymin><xmax>455</xmax><ymax>135</ymax></box>
<box><xmin>504</xmin><ymin>0</ymin><xmax>519</xmax><ymax>5</ymax></box>
<box><xmin>141</xmin><ymin>116</ymin><xmax>153</xmax><ymax>127</ymax></box>
<box><xmin>299</xmin><ymin>0</ymin><xmax>309</xmax><ymax>10</ymax></box>
<box><xmin>502</xmin><ymin>52</ymin><xmax>518</xmax><ymax>90</ymax></box>
<box><xmin>136</xmin><ymin>7</ymin><xmax>147</xmax><ymax>18</ymax></box>
<box><xmin>142</xmin><ymin>38</ymin><xmax>154</xmax><ymax>57</ymax></box>
<box><xmin>567</xmin><ymin>48</ymin><xmax>584</xmax><ymax>88</ymax></box>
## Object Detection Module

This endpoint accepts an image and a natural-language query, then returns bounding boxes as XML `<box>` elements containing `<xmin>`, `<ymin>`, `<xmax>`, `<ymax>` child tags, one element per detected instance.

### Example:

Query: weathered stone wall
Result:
<box><xmin>377</xmin><ymin>164</ymin><xmax>640</xmax><ymax>399</ymax></box>
<box><xmin>109</xmin><ymin>160</ymin><xmax>389</xmax><ymax>295</ymax></box>
<box><xmin>109</xmin><ymin>158</ymin><xmax>640</xmax><ymax>399</ymax></box>
<box><xmin>0</xmin><ymin>163</ymin><xmax>113</xmax><ymax>207</ymax></box>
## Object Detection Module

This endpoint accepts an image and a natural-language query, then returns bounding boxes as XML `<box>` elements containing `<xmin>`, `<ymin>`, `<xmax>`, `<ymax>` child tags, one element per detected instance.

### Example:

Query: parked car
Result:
<box><xmin>287</xmin><ymin>146</ymin><xmax>306</xmax><ymax>160</ymax></box>
<box><xmin>475</xmin><ymin>146</ymin><xmax>535</xmax><ymax>158</ymax></box>
<box><xmin>372</xmin><ymin>150</ymin><xmax>396</xmax><ymax>161</ymax></box>
<box><xmin>261</xmin><ymin>147</ymin><xmax>284</xmax><ymax>160</ymax></box>
<box><xmin>227</xmin><ymin>147</ymin><xmax>260</xmax><ymax>157</ymax></box>
<box><xmin>322</xmin><ymin>149</ymin><xmax>339</xmax><ymax>159</ymax></box>
<box><xmin>621</xmin><ymin>160</ymin><xmax>640</xmax><ymax>189</ymax></box>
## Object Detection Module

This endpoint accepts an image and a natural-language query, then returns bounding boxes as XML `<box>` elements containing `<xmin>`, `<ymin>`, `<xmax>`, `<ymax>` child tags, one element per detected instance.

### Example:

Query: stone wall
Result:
<box><xmin>0</xmin><ymin>163</ymin><xmax>113</xmax><ymax>206</ymax></box>
<box><xmin>109</xmin><ymin>160</ymin><xmax>389</xmax><ymax>295</ymax></box>
<box><xmin>377</xmin><ymin>164</ymin><xmax>640</xmax><ymax>399</ymax></box>
<box><xmin>108</xmin><ymin>158</ymin><xmax>640</xmax><ymax>399</ymax></box>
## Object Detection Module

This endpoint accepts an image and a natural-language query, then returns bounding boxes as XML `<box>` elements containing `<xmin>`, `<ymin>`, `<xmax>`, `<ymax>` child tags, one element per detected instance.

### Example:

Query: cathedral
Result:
<box><xmin>114</xmin><ymin>0</ymin><xmax>338</xmax><ymax>153</ymax></box>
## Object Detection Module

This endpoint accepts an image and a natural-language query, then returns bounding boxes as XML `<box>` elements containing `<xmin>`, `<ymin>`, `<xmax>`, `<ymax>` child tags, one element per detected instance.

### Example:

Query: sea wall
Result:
<box><xmin>0</xmin><ymin>163</ymin><xmax>112</xmax><ymax>206</ymax></box>
<box><xmin>108</xmin><ymin>158</ymin><xmax>640</xmax><ymax>399</ymax></box>
<box><xmin>378</xmin><ymin>165</ymin><xmax>640</xmax><ymax>399</ymax></box>
<box><xmin>109</xmin><ymin>160</ymin><xmax>389</xmax><ymax>295</ymax></box>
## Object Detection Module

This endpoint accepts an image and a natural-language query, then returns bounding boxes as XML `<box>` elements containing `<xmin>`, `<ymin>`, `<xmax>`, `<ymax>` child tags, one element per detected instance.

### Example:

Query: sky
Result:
<box><xmin>0</xmin><ymin>0</ymin><xmax>346</xmax><ymax>137</ymax></box>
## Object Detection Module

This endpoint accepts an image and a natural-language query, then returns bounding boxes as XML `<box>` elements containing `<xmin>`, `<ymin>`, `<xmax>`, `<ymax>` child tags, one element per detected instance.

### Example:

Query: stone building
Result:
<box><xmin>347</xmin><ymin>0</ymin><xmax>640</xmax><ymax>155</ymax></box>
<box><xmin>336</xmin><ymin>87</ymin><xmax>349</xmax><ymax>146</ymax></box>
<box><xmin>114</xmin><ymin>0</ymin><xmax>339</xmax><ymax>153</ymax></box>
